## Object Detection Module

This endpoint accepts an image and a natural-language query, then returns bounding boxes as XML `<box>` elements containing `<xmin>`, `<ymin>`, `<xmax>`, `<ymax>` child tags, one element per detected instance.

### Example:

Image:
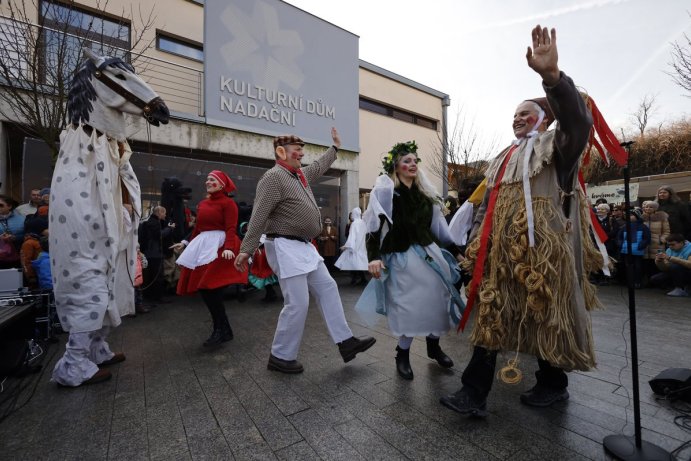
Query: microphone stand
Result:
<box><xmin>602</xmin><ymin>142</ymin><xmax>671</xmax><ymax>460</ymax></box>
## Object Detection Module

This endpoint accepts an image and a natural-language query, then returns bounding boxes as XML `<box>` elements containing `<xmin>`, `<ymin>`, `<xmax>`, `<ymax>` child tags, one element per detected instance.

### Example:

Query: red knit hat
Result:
<box><xmin>208</xmin><ymin>170</ymin><xmax>236</xmax><ymax>194</ymax></box>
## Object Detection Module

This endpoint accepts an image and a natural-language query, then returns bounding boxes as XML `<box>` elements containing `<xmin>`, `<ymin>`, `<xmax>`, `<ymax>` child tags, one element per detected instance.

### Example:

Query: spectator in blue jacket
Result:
<box><xmin>651</xmin><ymin>233</ymin><xmax>691</xmax><ymax>297</ymax></box>
<box><xmin>31</xmin><ymin>236</ymin><xmax>52</xmax><ymax>290</ymax></box>
<box><xmin>618</xmin><ymin>208</ymin><xmax>651</xmax><ymax>288</ymax></box>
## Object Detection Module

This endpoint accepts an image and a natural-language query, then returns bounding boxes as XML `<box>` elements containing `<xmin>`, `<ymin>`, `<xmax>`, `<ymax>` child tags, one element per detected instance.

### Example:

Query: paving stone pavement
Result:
<box><xmin>0</xmin><ymin>274</ymin><xmax>690</xmax><ymax>460</ymax></box>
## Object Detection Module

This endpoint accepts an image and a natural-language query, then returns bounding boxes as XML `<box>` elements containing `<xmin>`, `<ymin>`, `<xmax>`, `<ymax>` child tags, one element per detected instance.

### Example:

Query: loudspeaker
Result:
<box><xmin>649</xmin><ymin>368</ymin><xmax>691</xmax><ymax>401</ymax></box>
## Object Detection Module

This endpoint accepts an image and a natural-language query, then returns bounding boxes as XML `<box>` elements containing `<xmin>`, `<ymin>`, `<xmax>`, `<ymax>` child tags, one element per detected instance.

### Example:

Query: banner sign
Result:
<box><xmin>204</xmin><ymin>0</ymin><xmax>359</xmax><ymax>151</ymax></box>
<box><xmin>587</xmin><ymin>183</ymin><xmax>639</xmax><ymax>203</ymax></box>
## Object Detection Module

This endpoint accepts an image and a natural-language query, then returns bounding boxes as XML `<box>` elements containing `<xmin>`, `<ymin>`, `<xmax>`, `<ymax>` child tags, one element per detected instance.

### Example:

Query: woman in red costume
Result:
<box><xmin>173</xmin><ymin>170</ymin><xmax>247</xmax><ymax>348</ymax></box>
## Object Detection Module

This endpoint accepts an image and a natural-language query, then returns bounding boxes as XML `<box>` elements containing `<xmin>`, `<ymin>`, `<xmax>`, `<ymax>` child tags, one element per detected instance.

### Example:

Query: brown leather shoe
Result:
<box><xmin>267</xmin><ymin>354</ymin><xmax>304</xmax><ymax>374</ymax></box>
<box><xmin>99</xmin><ymin>352</ymin><xmax>126</xmax><ymax>367</ymax></box>
<box><xmin>81</xmin><ymin>369</ymin><xmax>112</xmax><ymax>386</ymax></box>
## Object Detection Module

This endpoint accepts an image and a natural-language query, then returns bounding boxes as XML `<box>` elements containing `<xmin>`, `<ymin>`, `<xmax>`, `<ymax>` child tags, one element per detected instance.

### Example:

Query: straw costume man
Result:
<box><xmin>440</xmin><ymin>25</ymin><xmax>602</xmax><ymax>416</ymax></box>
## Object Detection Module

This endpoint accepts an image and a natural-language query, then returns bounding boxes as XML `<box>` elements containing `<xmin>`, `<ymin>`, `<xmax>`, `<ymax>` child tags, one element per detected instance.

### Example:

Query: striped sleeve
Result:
<box><xmin>240</xmin><ymin>171</ymin><xmax>283</xmax><ymax>254</ymax></box>
<box><xmin>303</xmin><ymin>146</ymin><xmax>337</xmax><ymax>184</ymax></box>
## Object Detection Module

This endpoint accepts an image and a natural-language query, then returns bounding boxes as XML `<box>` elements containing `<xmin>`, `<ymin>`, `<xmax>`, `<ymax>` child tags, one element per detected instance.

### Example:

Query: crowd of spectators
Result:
<box><xmin>592</xmin><ymin>185</ymin><xmax>691</xmax><ymax>298</ymax></box>
<box><xmin>0</xmin><ymin>189</ymin><xmax>51</xmax><ymax>290</ymax></box>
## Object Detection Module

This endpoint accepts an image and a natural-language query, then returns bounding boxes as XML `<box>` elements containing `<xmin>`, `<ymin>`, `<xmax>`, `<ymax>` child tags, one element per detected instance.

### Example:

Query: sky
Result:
<box><xmin>285</xmin><ymin>0</ymin><xmax>691</xmax><ymax>153</ymax></box>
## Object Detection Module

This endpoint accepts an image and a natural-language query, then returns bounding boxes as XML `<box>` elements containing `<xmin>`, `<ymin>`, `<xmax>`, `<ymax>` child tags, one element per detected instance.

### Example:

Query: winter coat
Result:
<box><xmin>657</xmin><ymin>199</ymin><xmax>691</xmax><ymax>239</ymax></box>
<box><xmin>20</xmin><ymin>235</ymin><xmax>42</xmax><ymax>283</ymax></box>
<box><xmin>642</xmin><ymin>211</ymin><xmax>670</xmax><ymax>259</ymax></box>
<box><xmin>31</xmin><ymin>252</ymin><xmax>52</xmax><ymax>290</ymax></box>
<box><xmin>619</xmin><ymin>221</ymin><xmax>651</xmax><ymax>256</ymax></box>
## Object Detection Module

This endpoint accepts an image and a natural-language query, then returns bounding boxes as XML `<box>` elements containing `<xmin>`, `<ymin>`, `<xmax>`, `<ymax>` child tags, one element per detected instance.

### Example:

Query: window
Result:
<box><xmin>40</xmin><ymin>0</ymin><xmax>130</xmax><ymax>84</ymax></box>
<box><xmin>359</xmin><ymin>98</ymin><xmax>389</xmax><ymax>116</ymax></box>
<box><xmin>157</xmin><ymin>33</ymin><xmax>203</xmax><ymax>61</ymax></box>
<box><xmin>359</xmin><ymin>97</ymin><xmax>438</xmax><ymax>130</ymax></box>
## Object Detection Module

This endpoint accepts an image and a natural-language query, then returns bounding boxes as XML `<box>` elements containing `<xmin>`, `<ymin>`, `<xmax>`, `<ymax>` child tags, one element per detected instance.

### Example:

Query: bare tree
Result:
<box><xmin>430</xmin><ymin>106</ymin><xmax>498</xmax><ymax>197</ymax></box>
<box><xmin>668</xmin><ymin>27</ymin><xmax>691</xmax><ymax>95</ymax></box>
<box><xmin>630</xmin><ymin>93</ymin><xmax>657</xmax><ymax>137</ymax></box>
<box><xmin>0</xmin><ymin>0</ymin><xmax>156</xmax><ymax>158</ymax></box>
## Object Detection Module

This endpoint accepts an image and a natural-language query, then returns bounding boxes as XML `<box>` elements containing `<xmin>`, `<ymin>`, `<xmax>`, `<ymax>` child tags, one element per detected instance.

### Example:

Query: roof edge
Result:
<box><xmin>359</xmin><ymin>60</ymin><xmax>449</xmax><ymax>100</ymax></box>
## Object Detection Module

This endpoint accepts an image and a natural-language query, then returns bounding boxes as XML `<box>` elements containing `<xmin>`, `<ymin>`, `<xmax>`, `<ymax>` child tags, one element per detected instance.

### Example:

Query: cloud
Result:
<box><xmin>465</xmin><ymin>0</ymin><xmax>631</xmax><ymax>33</ymax></box>
<box><xmin>607</xmin><ymin>24</ymin><xmax>690</xmax><ymax>107</ymax></box>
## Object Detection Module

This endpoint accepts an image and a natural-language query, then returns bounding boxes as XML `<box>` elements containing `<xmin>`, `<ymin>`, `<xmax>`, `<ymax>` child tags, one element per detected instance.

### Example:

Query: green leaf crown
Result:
<box><xmin>381</xmin><ymin>140</ymin><xmax>420</xmax><ymax>175</ymax></box>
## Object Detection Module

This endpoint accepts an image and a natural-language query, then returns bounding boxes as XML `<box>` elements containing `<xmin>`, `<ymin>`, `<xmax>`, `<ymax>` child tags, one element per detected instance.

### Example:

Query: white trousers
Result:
<box><xmin>272</xmin><ymin>261</ymin><xmax>353</xmax><ymax>360</ymax></box>
<box><xmin>51</xmin><ymin>326</ymin><xmax>115</xmax><ymax>386</ymax></box>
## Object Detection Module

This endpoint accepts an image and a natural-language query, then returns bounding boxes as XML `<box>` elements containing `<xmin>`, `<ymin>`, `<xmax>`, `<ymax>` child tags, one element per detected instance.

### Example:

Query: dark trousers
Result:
<box><xmin>134</xmin><ymin>286</ymin><xmax>143</xmax><ymax>306</ymax></box>
<box><xmin>461</xmin><ymin>346</ymin><xmax>568</xmax><ymax>399</ymax></box>
<box><xmin>143</xmin><ymin>257</ymin><xmax>164</xmax><ymax>301</ymax></box>
<box><xmin>350</xmin><ymin>271</ymin><xmax>367</xmax><ymax>283</ymax></box>
<box><xmin>650</xmin><ymin>264</ymin><xmax>691</xmax><ymax>289</ymax></box>
<box><xmin>621</xmin><ymin>255</ymin><xmax>644</xmax><ymax>286</ymax></box>
<box><xmin>199</xmin><ymin>288</ymin><xmax>230</xmax><ymax>331</ymax></box>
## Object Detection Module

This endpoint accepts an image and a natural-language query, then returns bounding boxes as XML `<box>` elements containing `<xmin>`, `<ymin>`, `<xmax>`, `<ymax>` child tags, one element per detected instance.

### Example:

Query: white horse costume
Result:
<box><xmin>51</xmin><ymin>49</ymin><xmax>169</xmax><ymax>386</ymax></box>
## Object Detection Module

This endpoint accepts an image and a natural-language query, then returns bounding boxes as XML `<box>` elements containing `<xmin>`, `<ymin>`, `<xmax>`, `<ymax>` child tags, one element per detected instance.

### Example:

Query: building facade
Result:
<box><xmin>0</xmin><ymin>0</ymin><xmax>448</xmax><ymax>240</ymax></box>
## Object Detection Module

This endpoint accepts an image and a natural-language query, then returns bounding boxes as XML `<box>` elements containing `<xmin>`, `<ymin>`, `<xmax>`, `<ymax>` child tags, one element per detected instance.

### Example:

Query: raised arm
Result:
<box><xmin>302</xmin><ymin>127</ymin><xmax>341</xmax><ymax>183</ymax></box>
<box><xmin>527</xmin><ymin>25</ymin><xmax>592</xmax><ymax>191</ymax></box>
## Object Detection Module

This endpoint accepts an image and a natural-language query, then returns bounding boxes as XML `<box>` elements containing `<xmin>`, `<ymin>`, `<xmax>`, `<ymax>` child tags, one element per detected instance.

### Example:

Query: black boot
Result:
<box><xmin>426</xmin><ymin>337</ymin><xmax>454</xmax><ymax>368</ymax></box>
<box><xmin>218</xmin><ymin>308</ymin><xmax>234</xmax><ymax>342</ymax></box>
<box><xmin>395</xmin><ymin>346</ymin><xmax>414</xmax><ymax>380</ymax></box>
<box><xmin>203</xmin><ymin>303</ymin><xmax>220</xmax><ymax>347</ymax></box>
<box><xmin>262</xmin><ymin>284</ymin><xmax>278</xmax><ymax>302</ymax></box>
<box><xmin>203</xmin><ymin>328</ymin><xmax>225</xmax><ymax>348</ymax></box>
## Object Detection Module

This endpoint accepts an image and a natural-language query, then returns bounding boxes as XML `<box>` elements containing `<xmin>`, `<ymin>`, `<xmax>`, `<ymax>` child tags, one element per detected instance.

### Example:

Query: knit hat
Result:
<box><xmin>631</xmin><ymin>208</ymin><xmax>643</xmax><ymax>221</ymax></box>
<box><xmin>273</xmin><ymin>135</ymin><xmax>305</xmax><ymax>150</ymax></box>
<box><xmin>208</xmin><ymin>170</ymin><xmax>236</xmax><ymax>194</ymax></box>
<box><xmin>39</xmin><ymin>187</ymin><xmax>50</xmax><ymax>197</ymax></box>
<box><xmin>524</xmin><ymin>97</ymin><xmax>555</xmax><ymax>127</ymax></box>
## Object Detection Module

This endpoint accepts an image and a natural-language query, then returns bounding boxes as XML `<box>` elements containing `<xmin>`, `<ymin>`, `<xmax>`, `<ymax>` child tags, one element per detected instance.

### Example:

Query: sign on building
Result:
<box><xmin>586</xmin><ymin>183</ymin><xmax>639</xmax><ymax>203</ymax></box>
<box><xmin>204</xmin><ymin>0</ymin><xmax>360</xmax><ymax>152</ymax></box>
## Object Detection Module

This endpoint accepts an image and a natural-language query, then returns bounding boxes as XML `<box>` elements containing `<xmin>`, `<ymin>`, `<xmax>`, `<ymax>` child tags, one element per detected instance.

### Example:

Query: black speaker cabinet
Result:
<box><xmin>649</xmin><ymin>368</ymin><xmax>691</xmax><ymax>401</ymax></box>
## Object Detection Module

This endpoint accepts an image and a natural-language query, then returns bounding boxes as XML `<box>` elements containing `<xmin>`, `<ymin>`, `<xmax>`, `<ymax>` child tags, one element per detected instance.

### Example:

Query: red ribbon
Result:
<box><xmin>277</xmin><ymin>160</ymin><xmax>308</xmax><ymax>188</ymax></box>
<box><xmin>587</xmin><ymin>97</ymin><xmax>628</xmax><ymax>167</ymax></box>
<box><xmin>458</xmin><ymin>145</ymin><xmax>517</xmax><ymax>332</ymax></box>
<box><xmin>578</xmin><ymin>171</ymin><xmax>609</xmax><ymax>243</ymax></box>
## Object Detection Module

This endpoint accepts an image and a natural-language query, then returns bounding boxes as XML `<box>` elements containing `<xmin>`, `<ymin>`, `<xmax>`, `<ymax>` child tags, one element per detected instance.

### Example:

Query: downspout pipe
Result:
<box><xmin>441</xmin><ymin>95</ymin><xmax>451</xmax><ymax>197</ymax></box>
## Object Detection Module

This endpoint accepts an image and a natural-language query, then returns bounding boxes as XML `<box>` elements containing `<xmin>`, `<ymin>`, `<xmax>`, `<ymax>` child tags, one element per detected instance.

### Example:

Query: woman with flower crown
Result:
<box><xmin>357</xmin><ymin>141</ymin><xmax>465</xmax><ymax>380</ymax></box>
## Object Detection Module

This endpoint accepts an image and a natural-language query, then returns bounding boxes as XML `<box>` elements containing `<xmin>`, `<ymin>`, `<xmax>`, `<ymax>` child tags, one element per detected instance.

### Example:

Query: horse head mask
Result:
<box><xmin>67</xmin><ymin>48</ymin><xmax>170</xmax><ymax>139</ymax></box>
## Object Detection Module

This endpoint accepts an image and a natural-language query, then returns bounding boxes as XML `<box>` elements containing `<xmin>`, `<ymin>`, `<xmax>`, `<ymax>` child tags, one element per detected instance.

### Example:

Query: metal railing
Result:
<box><xmin>0</xmin><ymin>15</ymin><xmax>204</xmax><ymax>117</ymax></box>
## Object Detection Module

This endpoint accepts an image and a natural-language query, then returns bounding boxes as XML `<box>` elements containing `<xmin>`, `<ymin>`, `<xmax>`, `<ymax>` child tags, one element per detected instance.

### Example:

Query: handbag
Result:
<box><xmin>0</xmin><ymin>219</ymin><xmax>19</xmax><ymax>262</ymax></box>
<box><xmin>0</xmin><ymin>239</ymin><xmax>19</xmax><ymax>262</ymax></box>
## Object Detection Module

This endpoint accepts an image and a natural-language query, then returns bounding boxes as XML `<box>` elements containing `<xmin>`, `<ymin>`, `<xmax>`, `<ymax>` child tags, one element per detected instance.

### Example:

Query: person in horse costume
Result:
<box><xmin>50</xmin><ymin>49</ymin><xmax>169</xmax><ymax>387</ymax></box>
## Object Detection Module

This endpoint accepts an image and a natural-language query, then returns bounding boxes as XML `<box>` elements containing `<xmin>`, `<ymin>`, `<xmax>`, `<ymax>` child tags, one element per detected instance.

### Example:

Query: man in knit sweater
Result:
<box><xmin>235</xmin><ymin>128</ymin><xmax>376</xmax><ymax>373</ymax></box>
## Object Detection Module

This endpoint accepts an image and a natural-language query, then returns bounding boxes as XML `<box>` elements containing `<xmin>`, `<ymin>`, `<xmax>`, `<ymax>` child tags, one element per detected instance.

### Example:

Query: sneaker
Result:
<box><xmin>338</xmin><ymin>336</ymin><xmax>376</xmax><ymax>363</ymax></box>
<box><xmin>267</xmin><ymin>354</ymin><xmax>304</xmax><ymax>374</ymax></box>
<box><xmin>666</xmin><ymin>287</ymin><xmax>690</xmax><ymax>297</ymax></box>
<box><xmin>520</xmin><ymin>385</ymin><xmax>569</xmax><ymax>407</ymax></box>
<box><xmin>439</xmin><ymin>387</ymin><xmax>488</xmax><ymax>417</ymax></box>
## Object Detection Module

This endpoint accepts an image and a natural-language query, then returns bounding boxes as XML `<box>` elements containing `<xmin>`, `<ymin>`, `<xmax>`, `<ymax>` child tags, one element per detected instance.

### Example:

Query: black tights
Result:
<box><xmin>199</xmin><ymin>288</ymin><xmax>230</xmax><ymax>331</ymax></box>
